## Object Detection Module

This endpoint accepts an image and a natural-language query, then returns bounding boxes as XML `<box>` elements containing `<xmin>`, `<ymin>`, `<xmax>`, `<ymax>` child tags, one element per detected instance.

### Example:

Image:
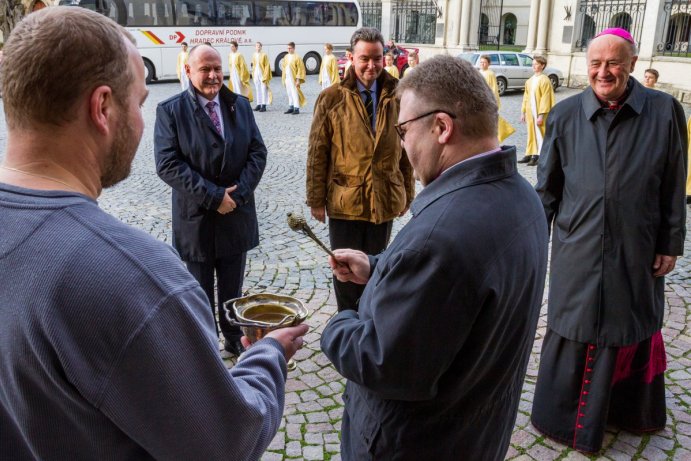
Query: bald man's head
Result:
<box><xmin>186</xmin><ymin>44</ymin><xmax>224</xmax><ymax>100</ymax></box>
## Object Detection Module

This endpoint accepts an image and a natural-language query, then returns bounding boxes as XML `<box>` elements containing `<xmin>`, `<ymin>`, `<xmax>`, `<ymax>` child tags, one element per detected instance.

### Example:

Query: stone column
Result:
<box><xmin>524</xmin><ymin>0</ymin><xmax>540</xmax><ymax>52</ymax></box>
<box><xmin>380</xmin><ymin>0</ymin><xmax>393</xmax><ymax>41</ymax></box>
<box><xmin>447</xmin><ymin>0</ymin><xmax>463</xmax><ymax>47</ymax></box>
<box><xmin>535</xmin><ymin>0</ymin><xmax>551</xmax><ymax>54</ymax></box>
<box><xmin>459</xmin><ymin>0</ymin><xmax>473</xmax><ymax>49</ymax></box>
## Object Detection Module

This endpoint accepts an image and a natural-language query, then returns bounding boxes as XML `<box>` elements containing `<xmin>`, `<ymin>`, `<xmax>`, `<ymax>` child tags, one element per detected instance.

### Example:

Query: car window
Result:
<box><xmin>486</xmin><ymin>54</ymin><xmax>500</xmax><ymax>65</ymax></box>
<box><xmin>518</xmin><ymin>54</ymin><xmax>533</xmax><ymax>67</ymax></box>
<box><xmin>501</xmin><ymin>53</ymin><xmax>519</xmax><ymax>66</ymax></box>
<box><xmin>458</xmin><ymin>53</ymin><xmax>478</xmax><ymax>64</ymax></box>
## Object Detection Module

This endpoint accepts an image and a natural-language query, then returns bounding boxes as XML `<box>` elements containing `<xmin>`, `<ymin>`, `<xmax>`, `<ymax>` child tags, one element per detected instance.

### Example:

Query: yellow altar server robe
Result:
<box><xmin>252</xmin><ymin>51</ymin><xmax>273</xmax><ymax>104</ymax></box>
<box><xmin>384</xmin><ymin>65</ymin><xmax>399</xmax><ymax>79</ymax></box>
<box><xmin>281</xmin><ymin>53</ymin><xmax>307</xmax><ymax>107</ymax></box>
<box><xmin>521</xmin><ymin>73</ymin><xmax>555</xmax><ymax>155</ymax></box>
<box><xmin>176</xmin><ymin>50</ymin><xmax>188</xmax><ymax>80</ymax></box>
<box><xmin>480</xmin><ymin>68</ymin><xmax>515</xmax><ymax>143</ymax></box>
<box><xmin>228</xmin><ymin>52</ymin><xmax>253</xmax><ymax>102</ymax></box>
<box><xmin>319</xmin><ymin>54</ymin><xmax>339</xmax><ymax>86</ymax></box>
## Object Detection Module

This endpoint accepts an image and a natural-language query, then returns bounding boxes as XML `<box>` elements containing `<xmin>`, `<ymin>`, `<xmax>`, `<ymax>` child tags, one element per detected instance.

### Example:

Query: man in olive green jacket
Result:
<box><xmin>306</xmin><ymin>27</ymin><xmax>415</xmax><ymax>312</ymax></box>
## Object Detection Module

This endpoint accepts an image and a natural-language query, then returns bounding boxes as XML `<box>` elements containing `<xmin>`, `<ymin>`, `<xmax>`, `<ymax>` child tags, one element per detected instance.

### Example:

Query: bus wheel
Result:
<box><xmin>304</xmin><ymin>52</ymin><xmax>321</xmax><ymax>75</ymax></box>
<box><xmin>143</xmin><ymin>59</ymin><xmax>155</xmax><ymax>84</ymax></box>
<box><xmin>274</xmin><ymin>52</ymin><xmax>287</xmax><ymax>77</ymax></box>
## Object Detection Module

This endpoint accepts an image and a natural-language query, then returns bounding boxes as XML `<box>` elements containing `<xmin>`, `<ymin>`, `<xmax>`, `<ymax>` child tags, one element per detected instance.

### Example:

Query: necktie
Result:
<box><xmin>205</xmin><ymin>101</ymin><xmax>222</xmax><ymax>135</ymax></box>
<box><xmin>363</xmin><ymin>90</ymin><xmax>374</xmax><ymax>130</ymax></box>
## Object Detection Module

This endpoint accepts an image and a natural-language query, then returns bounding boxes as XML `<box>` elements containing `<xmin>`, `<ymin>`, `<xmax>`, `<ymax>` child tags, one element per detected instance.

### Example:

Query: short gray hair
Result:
<box><xmin>2</xmin><ymin>7</ymin><xmax>134</xmax><ymax>129</ymax></box>
<box><xmin>350</xmin><ymin>27</ymin><xmax>385</xmax><ymax>49</ymax></box>
<box><xmin>396</xmin><ymin>55</ymin><xmax>498</xmax><ymax>139</ymax></box>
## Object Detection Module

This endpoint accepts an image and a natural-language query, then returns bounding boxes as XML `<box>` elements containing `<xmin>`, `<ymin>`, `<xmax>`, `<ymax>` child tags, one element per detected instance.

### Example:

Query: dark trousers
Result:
<box><xmin>329</xmin><ymin>218</ymin><xmax>392</xmax><ymax>311</ymax></box>
<box><xmin>186</xmin><ymin>253</ymin><xmax>246</xmax><ymax>340</ymax></box>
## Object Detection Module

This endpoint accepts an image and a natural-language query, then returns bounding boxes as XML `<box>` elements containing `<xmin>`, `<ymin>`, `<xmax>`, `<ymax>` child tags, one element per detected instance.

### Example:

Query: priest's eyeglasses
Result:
<box><xmin>395</xmin><ymin>110</ymin><xmax>457</xmax><ymax>141</ymax></box>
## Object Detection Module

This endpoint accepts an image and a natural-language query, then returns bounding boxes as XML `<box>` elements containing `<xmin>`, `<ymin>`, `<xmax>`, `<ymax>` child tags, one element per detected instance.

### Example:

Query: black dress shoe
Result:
<box><xmin>527</xmin><ymin>155</ymin><xmax>539</xmax><ymax>166</ymax></box>
<box><xmin>686</xmin><ymin>196</ymin><xmax>691</xmax><ymax>205</ymax></box>
<box><xmin>517</xmin><ymin>155</ymin><xmax>531</xmax><ymax>163</ymax></box>
<box><xmin>259</xmin><ymin>105</ymin><xmax>266</xmax><ymax>112</ymax></box>
<box><xmin>292</xmin><ymin>108</ymin><xmax>299</xmax><ymax>115</ymax></box>
<box><xmin>253</xmin><ymin>105</ymin><xmax>261</xmax><ymax>111</ymax></box>
<box><xmin>284</xmin><ymin>106</ymin><xmax>294</xmax><ymax>114</ymax></box>
<box><xmin>224</xmin><ymin>338</ymin><xmax>245</xmax><ymax>356</ymax></box>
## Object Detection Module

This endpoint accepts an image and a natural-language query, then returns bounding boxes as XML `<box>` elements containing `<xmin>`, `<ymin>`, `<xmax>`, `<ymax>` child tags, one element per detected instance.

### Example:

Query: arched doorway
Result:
<box><xmin>579</xmin><ymin>14</ymin><xmax>596</xmax><ymax>48</ymax></box>
<box><xmin>501</xmin><ymin>13</ymin><xmax>517</xmax><ymax>45</ymax></box>
<box><xmin>610</xmin><ymin>12</ymin><xmax>632</xmax><ymax>31</ymax></box>
<box><xmin>32</xmin><ymin>1</ymin><xmax>46</xmax><ymax>12</ymax></box>
<box><xmin>479</xmin><ymin>13</ymin><xmax>490</xmax><ymax>44</ymax></box>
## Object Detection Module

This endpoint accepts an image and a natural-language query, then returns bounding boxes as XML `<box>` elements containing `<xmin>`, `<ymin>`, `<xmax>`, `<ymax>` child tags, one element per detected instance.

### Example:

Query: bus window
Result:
<box><xmin>254</xmin><ymin>1</ymin><xmax>291</xmax><ymax>26</ymax></box>
<box><xmin>152</xmin><ymin>0</ymin><xmax>173</xmax><ymax>25</ymax></box>
<box><xmin>124</xmin><ymin>0</ymin><xmax>150</xmax><ymax>25</ymax></box>
<box><xmin>175</xmin><ymin>0</ymin><xmax>215</xmax><ymax>26</ymax></box>
<box><xmin>290</xmin><ymin>3</ymin><xmax>307</xmax><ymax>26</ymax></box>
<box><xmin>216</xmin><ymin>1</ymin><xmax>253</xmax><ymax>26</ymax></box>
<box><xmin>59</xmin><ymin>0</ymin><xmax>123</xmax><ymax>24</ymax></box>
<box><xmin>344</xmin><ymin>2</ymin><xmax>357</xmax><ymax>26</ymax></box>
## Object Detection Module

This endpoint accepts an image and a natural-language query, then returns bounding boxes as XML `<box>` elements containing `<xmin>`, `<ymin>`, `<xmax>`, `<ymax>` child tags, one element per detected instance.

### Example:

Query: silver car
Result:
<box><xmin>458</xmin><ymin>51</ymin><xmax>564</xmax><ymax>96</ymax></box>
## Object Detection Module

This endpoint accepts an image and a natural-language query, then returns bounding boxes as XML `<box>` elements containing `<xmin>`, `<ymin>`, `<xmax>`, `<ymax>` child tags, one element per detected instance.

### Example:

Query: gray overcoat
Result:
<box><xmin>536</xmin><ymin>79</ymin><xmax>687</xmax><ymax>347</ymax></box>
<box><xmin>321</xmin><ymin>148</ymin><xmax>548</xmax><ymax>460</ymax></box>
<box><xmin>154</xmin><ymin>86</ymin><xmax>267</xmax><ymax>262</ymax></box>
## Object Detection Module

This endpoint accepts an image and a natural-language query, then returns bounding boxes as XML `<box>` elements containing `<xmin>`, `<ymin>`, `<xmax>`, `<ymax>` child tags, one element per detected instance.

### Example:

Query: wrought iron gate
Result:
<box><xmin>390</xmin><ymin>0</ymin><xmax>438</xmax><ymax>44</ymax></box>
<box><xmin>479</xmin><ymin>0</ymin><xmax>504</xmax><ymax>49</ymax></box>
<box><xmin>573</xmin><ymin>0</ymin><xmax>646</xmax><ymax>51</ymax></box>
<box><xmin>361</xmin><ymin>0</ymin><xmax>382</xmax><ymax>31</ymax></box>
<box><xmin>657</xmin><ymin>0</ymin><xmax>691</xmax><ymax>57</ymax></box>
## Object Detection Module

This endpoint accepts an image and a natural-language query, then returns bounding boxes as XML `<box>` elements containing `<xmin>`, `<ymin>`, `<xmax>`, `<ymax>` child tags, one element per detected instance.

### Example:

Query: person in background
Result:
<box><xmin>643</xmin><ymin>68</ymin><xmax>659</xmax><ymax>89</ymax></box>
<box><xmin>478</xmin><ymin>54</ymin><xmax>515</xmax><ymax>143</ymax></box>
<box><xmin>319</xmin><ymin>43</ymin><xmax>339</xmax><ymax>90</ymax></box>
<box><xmin>519</xmin><ymin>55</ymin><xmax>554</xmax><ymax>166</ymax></box>
<box><xmin>177</xmin><ymin>41</ymin><xmax>189</xmax><ymax>91</ymax></box>
<box><xmin>344</xmin><ymin>47</ymin><xmax>353</xmax><ymax>75</ymax></box>
<box><xmin>281</xmin><ymin>41</ymin><xmax>306</xmax><ymax>114</ymax></box>
<box><xmin>403</xmin><ymin>50</ymin><xmax>418</xmax><ymax>77</ymax></box>
<box><xmin>251</xmin><ymin>41</ymin><xmax>271</xmax><ymax>112</ymax></box>
<box><xmin>155</xmin><ymin>44</ymin><xmax>268</xmax><ymax>357</ymax></box>
<box><xmin>306</xmin><ymin>27</ymin><xmax>415</xmax><ymax>312</ymax></box>
<box><xmin>321</xmin><ymin>54</ymin><xmax>548</xmax><ymax>460</ymax></box>
<box><xmin>383</xmin><ymin>52</ymin><xmax>399</xmax><ymax>79</ymax></box>
<box><xmin>0</xmin><ymin>8</ymin><xmax>307</xmax><ymax>460</ymax></box>
<box><xmin>384</xmin><ymin>38</ymin><xmax>401</xmax><ymax>60</ymax></box>
<box><xmin>532</xmin><ymin>28</ymin><xmax>687</xmax><ymax>453</ymax></box>
<box><xmin>227</xmin><ymin>40</ymin><xmax>252</xmax><ymax>101</ymax></box>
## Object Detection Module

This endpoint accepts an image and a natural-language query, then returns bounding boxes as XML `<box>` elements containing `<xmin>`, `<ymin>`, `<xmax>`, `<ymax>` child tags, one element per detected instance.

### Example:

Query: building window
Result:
<box><xmin>574</xmin><ymin>0</ymin><xmax>646</xmax><ymax>51</ymax></box>
<box><xmin>502</xmin><ymin>13</ymin><xmax>517</xmax><ymax>45</ymax></box>
<box><xmin>391</xmin><ymin>0</ymin><xmax>438</xmax><ymax>44</ymax></box>
<box><xmin>658</xmin><ymin>1</ymin><xmax>691</xmax><ymax>57</ymax></box>
<box><xmin>609</xmin><ymin>12</ymin><xmax>632</xmax><ymax>30</ymax></box>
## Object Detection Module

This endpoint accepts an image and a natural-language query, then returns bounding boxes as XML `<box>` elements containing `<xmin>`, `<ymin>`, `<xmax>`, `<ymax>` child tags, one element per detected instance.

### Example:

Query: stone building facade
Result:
<box><xmin>370</xmin><ymin>0</ymin><xmax>691</xmax><ymax>101</ymax></box>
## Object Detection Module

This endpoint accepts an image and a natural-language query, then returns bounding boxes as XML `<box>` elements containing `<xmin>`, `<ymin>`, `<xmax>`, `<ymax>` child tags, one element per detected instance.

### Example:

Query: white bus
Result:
<box><xmin>58</xmin><ymin>0</ymin><xmax>361</xmax><ymax>83</ymax></box>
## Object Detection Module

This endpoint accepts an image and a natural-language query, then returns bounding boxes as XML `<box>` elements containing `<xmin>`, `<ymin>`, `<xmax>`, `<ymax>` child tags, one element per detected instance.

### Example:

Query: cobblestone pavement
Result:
<box><xmin>1</xmin><ymin>76</ymin><xmax>690</xmax><ymax>461</ymax></box>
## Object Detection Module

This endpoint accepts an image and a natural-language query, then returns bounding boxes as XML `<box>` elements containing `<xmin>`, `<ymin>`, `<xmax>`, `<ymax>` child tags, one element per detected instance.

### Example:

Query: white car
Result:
<box><xmin>458</xmin><ymin>51</ymin><xmax>564</xmax><ymax>96</ymax></box>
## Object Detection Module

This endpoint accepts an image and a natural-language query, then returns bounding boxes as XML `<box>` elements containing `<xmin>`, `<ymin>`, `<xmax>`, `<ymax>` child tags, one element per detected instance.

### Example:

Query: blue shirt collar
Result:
<box><xmin>356</xmin><ymin>79</ymin><xmax>377</xmax><ymax>95</ymax></box>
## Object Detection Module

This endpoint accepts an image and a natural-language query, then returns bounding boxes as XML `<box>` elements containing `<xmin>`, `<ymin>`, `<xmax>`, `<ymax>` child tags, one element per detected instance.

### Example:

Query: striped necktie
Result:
<box><xmin>205</xmin><ymin>101</ymin><xmax>222</xmax><ymax>135</ymax></box>
<box><xmin>363</xmin><ymin>90</ymin><xmax>374</xmax><ymax>130</ymax></box>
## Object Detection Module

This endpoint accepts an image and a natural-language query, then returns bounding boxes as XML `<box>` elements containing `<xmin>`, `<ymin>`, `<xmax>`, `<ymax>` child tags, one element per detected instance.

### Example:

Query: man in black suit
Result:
<box><xmin>154</xmin><ymin>44</ymin><xmax>267</xmax><ymax>356</ymax></box>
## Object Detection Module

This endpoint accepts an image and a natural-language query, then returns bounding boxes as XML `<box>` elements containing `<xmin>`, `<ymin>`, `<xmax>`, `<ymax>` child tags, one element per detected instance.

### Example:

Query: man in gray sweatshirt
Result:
<box><xmin>0</xmin><ymin>8</ymin><xmax>307</xmax><ymax>461</ymax></box>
